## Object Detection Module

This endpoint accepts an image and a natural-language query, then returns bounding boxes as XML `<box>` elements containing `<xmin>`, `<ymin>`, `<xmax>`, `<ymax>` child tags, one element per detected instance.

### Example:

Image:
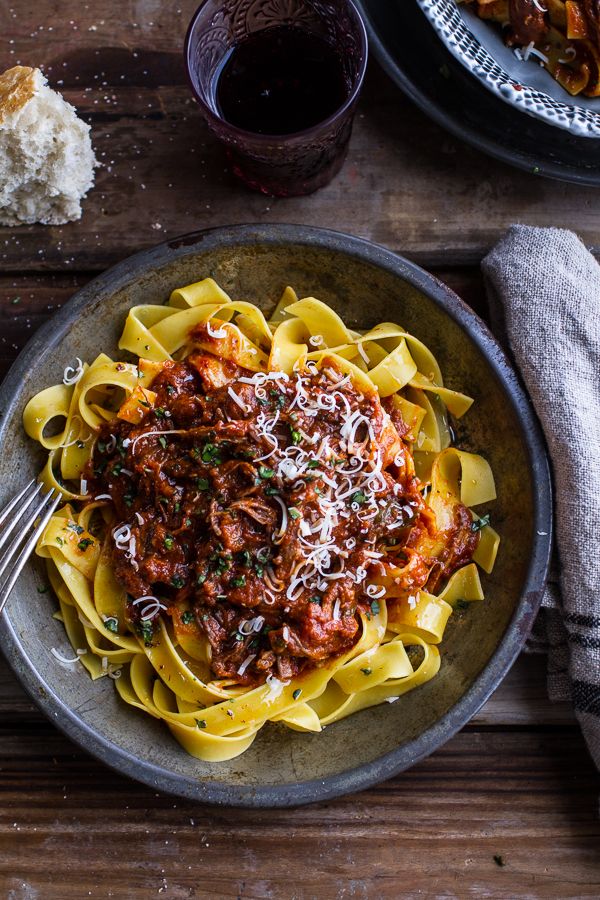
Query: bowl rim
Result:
<box><xmin>0</xmin><ymin>224</ymin><xmax>553</xmax><ymax>807</ymax></box>
<box><xmin>417</xmin><ymin>0</ymin><xmax>600</xmax><ymax>139</ymax></box>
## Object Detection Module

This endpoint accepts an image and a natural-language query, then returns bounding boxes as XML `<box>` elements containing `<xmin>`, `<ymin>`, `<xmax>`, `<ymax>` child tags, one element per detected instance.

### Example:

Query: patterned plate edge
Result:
<box><xmin>418</xmin><ymin>0</ymin><xmax>600</xmax><ymax>138</ymax></box>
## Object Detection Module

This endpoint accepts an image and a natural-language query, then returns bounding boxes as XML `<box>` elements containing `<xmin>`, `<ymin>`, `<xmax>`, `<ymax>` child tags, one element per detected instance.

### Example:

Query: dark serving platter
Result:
<box><xmin>0</xmin><ymin>225</ymin><xmax>552</xmax><ymax>806</ymax></box>
<box><xmin>355</xmin><ymin>0</ymin><xmax>600</xmax><ymax>186</ymax></box>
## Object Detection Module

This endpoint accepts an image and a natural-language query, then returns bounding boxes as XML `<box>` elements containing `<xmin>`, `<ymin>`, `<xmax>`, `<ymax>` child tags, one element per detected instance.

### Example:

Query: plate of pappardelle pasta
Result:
<box><xmin>0</xmin><ymin>226</ymin><xmax>552</xmax><ymax>806</ymax></box>
<box><xmin>418</xmin><ymin>0</ymin><xmax>600</xmax><ymax>137</ymax></box>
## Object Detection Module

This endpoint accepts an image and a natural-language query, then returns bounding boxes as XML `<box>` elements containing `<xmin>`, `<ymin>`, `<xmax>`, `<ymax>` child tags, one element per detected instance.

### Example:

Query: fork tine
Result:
<box><xmin>0</xmin><ymin>487</ymin><xmax>60</xmax><ymax>588</ymax></box>
<box><xmin>0</xmin><ymin>490</ymin><xmax>62</xmax><ymax>616</ymax></box>
<box><xmin>0</xmin><ymin>480</ymin><xmax>44</xmax><ymax>556</ymax></box>
<box><xmin>0</xmin><ymin>477</ymin><xmax>37</xmax><ymax>527</ymax></box>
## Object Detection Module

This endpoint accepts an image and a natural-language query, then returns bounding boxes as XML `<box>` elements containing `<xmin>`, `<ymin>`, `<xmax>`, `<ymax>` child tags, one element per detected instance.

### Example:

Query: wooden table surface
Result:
<box><xmin>1</xmin><ymin>3</ymin><xmax>600</xmax><ymax>897</ymax></box>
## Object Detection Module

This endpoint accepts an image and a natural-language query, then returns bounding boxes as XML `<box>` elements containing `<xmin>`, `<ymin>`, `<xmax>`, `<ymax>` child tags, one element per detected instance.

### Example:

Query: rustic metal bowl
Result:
<box><xmin>0</xmin><ymin>225</ymin><xmax>552</xmax><ymax>807</ymax></box>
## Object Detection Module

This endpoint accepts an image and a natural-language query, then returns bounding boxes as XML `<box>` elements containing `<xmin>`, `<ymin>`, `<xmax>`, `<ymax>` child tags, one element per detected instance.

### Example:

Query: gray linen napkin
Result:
<box><xmin>482</xmin><ymin>225</ymin><xmax>600</xmax><ymax>771</ymax></box>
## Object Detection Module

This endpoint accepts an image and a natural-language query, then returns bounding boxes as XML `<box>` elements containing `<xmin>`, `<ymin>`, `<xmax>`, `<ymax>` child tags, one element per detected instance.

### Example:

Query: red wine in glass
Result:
<box><xmin>185</xmin><ymin>0</ymin><xmax>368</xmax><ymax>197</ymax></box>
<box><xmin>215</xmin><ymin>26</ymin><xmax>349</xmax><ymax>137</ymax></box>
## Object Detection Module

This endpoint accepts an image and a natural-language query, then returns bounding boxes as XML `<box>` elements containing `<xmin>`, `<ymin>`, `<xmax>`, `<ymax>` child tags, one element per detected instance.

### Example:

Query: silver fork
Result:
<box><xmin>0</xmin><ymin>479</ymin><xmax>62</xmax><ymax>615</ymax></box>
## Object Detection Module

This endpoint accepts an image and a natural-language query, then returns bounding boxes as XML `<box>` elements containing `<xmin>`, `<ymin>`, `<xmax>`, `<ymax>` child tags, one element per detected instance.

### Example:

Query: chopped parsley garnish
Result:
<box><xmin>164</xmin><ymin>534</ymin><xmax>174</xmax><ymax>551</ymax></box>
<box><xmin>310</xmin><ymin>595</ymin><xmax>322</xmax><ymax>604</ymax></box>
<box><xmin>258</xmin><ymin>466</ymin><xmax>274</xmax><ymax>479</ymax></box>
<box><xmin>370</xmin><ymin>600</ymin><xmax>381</xmax><ymax>616</ymax></box>
<box><xmin>471</xmin><ymin>514</ymin><xmax>490</xmax><ymax>533</ymax></box>
<box><xmin>238</xmin><ymin>550</ymin><xmax>252</xmax><ymax>567</ymax></box>
<box><xmin>171</xmin><ymin>576</ymin><xmax>185</xmax><ymax>589</ymax></box>
<box><xmin>154</xmin><ymin>407</ymin><xmax>166</xmax><ymax>418</ymax></box>
<box><xmin>195</xmin><ymin>719</ymin><xmax>207</xmax><ymax>729</ymax></box>
<box><xmin>288</xmin><ymin>507</ymin><xmax>301</xmax><ymax>520</ymax></box>
<box><xmin>158</xmin><ymin>435</ymin><xmax>167</xmax><ymax>449</ymax></box>
<box><xmin>123</xmin><ymin>492</ymin><xmax>134</xmax><ymax>507</ymax></box>
<box><xmin>138</xmin><ymin>621</ymin><xmax>154</xmax><ymax>646</ymax></box>
<box><xmin>307</xmin><ymin>459</ymin><xmax>320</xmax><ymax>469</ymax></box>
<box><xmin>350</xmin><ymin>490</ymin><xmax>367</xmax><ymax>506</ymax></box>
<box><xmin>181</xmin><ymin>611</ymin><xmax>194</xmax><ymax>625</ymax></box>
<box><xmin>196</xmin><ymin>572</ymin><xmax>207</xmax><ymax>586</ymax></box>
<box><xmin>290</xmin><ymin>427</ymin><xmax>302</xmax><ymax>445</ymax></box>
<box><xmin>211</xmin><ymin>553</ymin><xmax>232</xmax><ymax>575</ymax></box>
<box><xmin>253</xmin><ymin>548</ymin><xmax>269</xmax><ymax>577</ymax></box>
<box><xmin>270</xmin><ymin>389</ymin><xmax>286</xmax><ymax>408</ymax></box>
<box><xmin>55</xmin><ymin>536</ymin><xmax>64</xmax><ymax>546</ymax></box>
<box><xmin>104</xmin><ymin>617</ymin><xmax>119</xmax><ymax>633</ymax></box>
<box><xmin>112</xmin><ymin>461</ymin><xmax>123</xmax><ymax>476</ymax></box>
<box><xmin>196</xmin><ymin>477</ymin><xmax>210</xmax><ymax>491</ymax></box>
<box><xmin>67</xmin><ymin>522</ymin><xmax>84</xmax><ymax>535</ymax></box>
<box><xmin>292</xmin><ymin>689</ymin><xmax>302</xmax><ymax>700</ymax></box>
<box><xmin>201</xmin><ymin>443</ymin><xmax>222</xmax><ymax>465</ymax></box>
<box><xmin>77</xmin><ymin>538</ymin><xmax>94</xmax><ymax>552</ymax></box>
<box><xmin>264</xmin><ymin>485</ymin><xmax>279</xmax><ymax>496</ymax></box>
<box><xmin>231</xmin><ymin>575</ymin><xmax>246</xmax><ymax>587</ymax></box>
<box><xmin>166</xmin><ymin>385</ymin><xmax>175</xmax><ymax>395</ymax></box>
<box><xmin>360</xmin><ymin>667</ymin><xmax>372</xmax><ymax>676</ymax></box>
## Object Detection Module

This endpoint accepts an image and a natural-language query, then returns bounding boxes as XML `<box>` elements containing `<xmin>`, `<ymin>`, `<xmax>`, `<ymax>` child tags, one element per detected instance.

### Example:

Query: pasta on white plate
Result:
<box><xmin>24</xmin><ymin>278</ymin><xmax>500</xmax><ymax>761</ymax></box>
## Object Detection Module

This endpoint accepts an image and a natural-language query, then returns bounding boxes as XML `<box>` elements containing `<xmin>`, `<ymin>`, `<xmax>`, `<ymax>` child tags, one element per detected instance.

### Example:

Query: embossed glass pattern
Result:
<box><xmin>185</xmin><ymin>0</ymin><xmax>368</xmax><ymax>196</ymax></box>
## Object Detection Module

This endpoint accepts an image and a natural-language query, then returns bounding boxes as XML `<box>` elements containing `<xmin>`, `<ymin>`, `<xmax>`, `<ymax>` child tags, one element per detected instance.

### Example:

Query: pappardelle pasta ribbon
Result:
<box><xmin>24</xmin><ymin>277</ymin><xmax>499</xmax><ymax>762</ymax></box>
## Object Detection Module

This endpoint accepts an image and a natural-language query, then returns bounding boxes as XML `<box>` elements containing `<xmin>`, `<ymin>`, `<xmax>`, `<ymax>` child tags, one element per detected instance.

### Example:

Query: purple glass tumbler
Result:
<box><xmin>184</xmin><ymin>0</ymin><xmax>368</xmax><ymax>197</ymax></box>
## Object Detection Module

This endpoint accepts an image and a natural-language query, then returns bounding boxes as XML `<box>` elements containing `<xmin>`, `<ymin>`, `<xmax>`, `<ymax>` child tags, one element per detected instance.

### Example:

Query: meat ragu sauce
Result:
<box><xmin>89</xmin><ymin>324</ymin><xmax>478</xmax><ymax>686</ymax></box>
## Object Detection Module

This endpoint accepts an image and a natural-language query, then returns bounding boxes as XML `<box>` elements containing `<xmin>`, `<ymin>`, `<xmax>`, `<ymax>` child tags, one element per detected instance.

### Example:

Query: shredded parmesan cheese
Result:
<box><xmin>51</xmin><ymin>647</ymin><xmax>83</xmax><ymax>666</ymax></box>
<box><xmin>63</xmin><ymin>358</ymin><xmax>84</xmax><ymax>385</ymax></box>
<box><xmin>206</xmin><ymin>319</ymin><xmax>228</xmax><ymax>339</ymax></box>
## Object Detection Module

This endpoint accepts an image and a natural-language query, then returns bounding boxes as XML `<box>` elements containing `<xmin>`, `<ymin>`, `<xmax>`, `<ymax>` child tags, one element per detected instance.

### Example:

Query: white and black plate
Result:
<box><xmin>419</xmin><ymin>0</ymin><xmax>600</xmax><ymax>138</ymax></box>
<box><xmin>355</xmin><ymin>0</ymin><xmax>600</xmax><ymax>184</ymax></box>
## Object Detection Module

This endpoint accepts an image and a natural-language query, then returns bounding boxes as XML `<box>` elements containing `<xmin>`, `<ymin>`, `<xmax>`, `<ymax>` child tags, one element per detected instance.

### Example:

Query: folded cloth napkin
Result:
<box><xmin>482</xmin><ymin>225</ymin><xmax>600</xmax><ymax>771</ymax></box>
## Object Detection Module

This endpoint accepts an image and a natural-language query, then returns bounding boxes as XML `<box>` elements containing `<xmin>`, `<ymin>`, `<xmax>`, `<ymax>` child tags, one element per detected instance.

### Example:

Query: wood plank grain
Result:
<box><xmin>0</xmin><ymin>724</ymin><xmax>597</xmax><ymax>899</ymax></box>
<box><xmin>0</xmin><ymin>5</ymin><xmax>599</xmax><ymax>269</ymax></box>
<box><xmin>0</xmin><ymin>273</ymin><xmax>86</xmax><ymax>378</ymax></box>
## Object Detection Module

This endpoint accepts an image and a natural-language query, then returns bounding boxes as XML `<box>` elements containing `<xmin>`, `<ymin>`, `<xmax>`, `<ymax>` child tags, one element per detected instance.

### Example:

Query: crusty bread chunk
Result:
<box><xmin>0</xmin><ymin>66</ymin><xmax>98</xmax><ymax>226</ymax></box>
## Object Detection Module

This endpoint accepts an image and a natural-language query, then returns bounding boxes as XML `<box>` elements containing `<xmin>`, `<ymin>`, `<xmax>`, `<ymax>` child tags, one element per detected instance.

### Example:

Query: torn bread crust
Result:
<box><xmin>0</xmin><ymin>65</ymin><xmax>98</xmax><ymax>227</ymax></box>
<box><xmin>0</xmin><ymin>66</ymin><xmax>37</xmax><ymax>124</ymax></box>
